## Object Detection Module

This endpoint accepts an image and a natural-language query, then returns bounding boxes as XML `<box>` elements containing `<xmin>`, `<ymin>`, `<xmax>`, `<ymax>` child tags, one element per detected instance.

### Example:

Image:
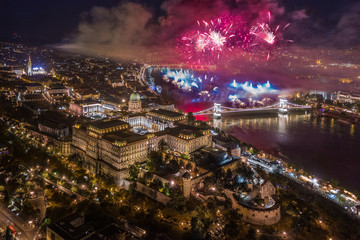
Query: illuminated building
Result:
<box><xmin>38</xmin><ymin>120</ymin><xmax>69</xmax><ymax>139</ymax></box>
<box><xmin>128</xmin><ymin>90</ymin><xmax>142</xmax><ymax>112</ymax></box>
<box><xmin>123</xmin><ymin>114</ymin><xmax>170</xmax><ymax>132</ymax></box>
<box><xmin>46</xmin><ymin>85</ymin><xmax>70</xmax><ymax>97</ymax></box>
<box><xmin>72</xmin><ymin>119</ymin><xmax>162</xmax><ymax>183</ymax></box>
<box><xmin>27</xmin><ymin>55</ymin><xmax>32</xmax><ymax>76</ymax></box>
<box><xmin>25</xmin><ymin>121</ymin><xmax>71</xmax><ymax>156</ymax></box>
<box><xmin>25</xmin><ymin>83</ymin><xmax>44</xmax><ymax>93</ymax></box>
<box><xmin>310</xmin><ymin>90</ymin><xmax>326</xmax><ymax>98</ymax></box>
<box><xmin>102</xmin><ymin>98</ymin><xmax>126</xmax><ymax>111</ymax></box>
<box><xmin>32</xmin><ymin>67</ymin><xmax>46</xmax><ymax>75</ymax></box>
<box><xmin>335</xmin><ymin>91</ymin><xmax>360</xmax><ymax>103</ymax></box>
<box><xmin>73</xmin><ymin>89</ymin><xmax>100</xmax><ymax>100</ymax></box>
<box><xmin>165</xmin><ymin>127</ymin><xmax>212</xmax><ymax>155</ymax></box>
<box><xmin>146</xmin><ymin>109</ymin><xmax>186</xmax><ymax>123</ymax></box>
<box><xmin>71</xmin><ymin>119</ymin><xmax>211</xmax><ymax>183</ymax></box>
<box><xmin>69</xmin><ymin>100</ymin><xmax>104</xmax><ymax>116</ymax></box>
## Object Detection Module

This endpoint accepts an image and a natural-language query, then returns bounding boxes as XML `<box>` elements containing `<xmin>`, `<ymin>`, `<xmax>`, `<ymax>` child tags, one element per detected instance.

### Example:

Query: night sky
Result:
<box><xmin>0</xmin><ymin>0</ymin><xmax>359</xmax><ymax>46</ymax></box>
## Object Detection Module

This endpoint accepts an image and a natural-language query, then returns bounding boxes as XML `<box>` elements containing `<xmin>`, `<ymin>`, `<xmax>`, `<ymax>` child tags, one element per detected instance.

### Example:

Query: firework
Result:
<box><xmin>249</xmin><ymin>12</ymin><xmax>292</xmax><ymax>59</ymax></box>
<box><xmin>177</xmin><ymin>16</ymin><xmax>249</xmax><ymax>65</ymax></box>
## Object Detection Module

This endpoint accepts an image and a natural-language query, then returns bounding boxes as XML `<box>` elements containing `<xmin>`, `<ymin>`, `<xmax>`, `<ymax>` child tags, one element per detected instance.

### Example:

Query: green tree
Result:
<box><xmin>169</xmin><ymin>191</ymin><xmax>187</xmax><ymax>211</ymax></box>
<box><xmin>129</xmin><ymin>164</ymin><xmax>140</xmax><ymax>180</ymax></box>
<box><xmin>148</xmin><ymin>151</ymin><xmax>164</xmax><ymax>171</ymax></box>
<box><xmin>190</xmin><ymin>206</ymin><xmax>212</xmax><ymax>239</ymax></box>
<box><xmin>146</xmin><ymin>157</ymin><xmax>155</xmax><ymax>172</ymax></box>
<box><xmin>187</xmin><ymin>112</ymin><xmax>196</xmax><ymax>126</ymax></box>
<box><xmin>144</xmin><ymin>171</ymin><xmax>153</xmax><ymax>184</ymax></box>
<box><xmin>158</xmin><ymin>139</ymin><xmax>169</xmax><ymax>151</ymax></box>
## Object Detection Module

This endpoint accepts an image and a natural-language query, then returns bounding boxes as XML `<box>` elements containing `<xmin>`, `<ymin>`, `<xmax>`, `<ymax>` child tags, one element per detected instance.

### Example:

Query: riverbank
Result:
<box><xmin>216</xmin><ymin>112</ymin><xmax>360</xmax><ymax>192</ymax></box>
<box><xmin>315</xmin><ymin>107</ymin><xmax>360</xmax><ymax>125</ymax></box>
<box><xmin>227</xmin><ymin>134</ymin><xmax>360</xmax><ymax>219</ymax></box>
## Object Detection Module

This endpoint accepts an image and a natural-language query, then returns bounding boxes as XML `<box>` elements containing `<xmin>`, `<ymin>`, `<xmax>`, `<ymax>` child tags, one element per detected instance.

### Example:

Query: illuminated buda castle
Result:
<box><xmin>71</xmin><ymin>111</ymin><xmax>211</xmax><ymax>184</ymax></box>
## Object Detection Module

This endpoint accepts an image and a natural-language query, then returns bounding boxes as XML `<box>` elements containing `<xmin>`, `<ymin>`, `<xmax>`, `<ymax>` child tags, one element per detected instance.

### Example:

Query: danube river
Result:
<box><xmin>211</xmin><ymin>113</ymin><xmax>360</xmax><ymax>192</ymax></box>
<box><xmin>152</xmin><ymin>68</ymin><xmax>360</xmax><ymax>191</ymax></box>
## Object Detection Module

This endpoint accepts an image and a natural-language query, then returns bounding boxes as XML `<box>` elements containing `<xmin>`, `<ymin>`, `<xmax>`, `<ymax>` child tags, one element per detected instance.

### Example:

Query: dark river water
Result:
<box><xmin>210</xmin><ymin>113</ymin><xmax>360</xmax><ymax>192</ymax></box>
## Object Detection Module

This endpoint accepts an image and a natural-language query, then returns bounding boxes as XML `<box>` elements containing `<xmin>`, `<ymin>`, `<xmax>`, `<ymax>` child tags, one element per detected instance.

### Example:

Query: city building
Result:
<box><xmin>146</xmin><ymin>109</ymin><xmax>186</xmax><ymax>123</ymax></box>
<box><xmin>38</xmin><ymin>120</ymin><xmax>69</xmax><ymax>139</ymax></box>
<box><xmin>71</xmin><ymin>119</ymin><xmax>162</xmax><ymax>183</ymax></box>
<box><xmin>46</xmin><ymin>84</ymin><xmax>70</xmax><ymax>96</ymax></box>
<box><xmin>128</xmin><ymin>90</ymin><xmax>142</xmax><ymax>112</ymax></box>
<box><xmin>25</xmin><ymin>122</ymin><xmax>71</xmax><ymax>156</ymax></box>
<box><xmin>46</xmin><ymin>214</ymin><xmax>136</xmax><ymax>240</ymax></box>
<box><xmin>74</xmin><ymin>88</ymin><xmax>100</xmax><ymax>100</ymax></box>
<box><xmin>123</xmin><ymin>113</ymin><xmax>173</xmax><ymax>132</ymax></box>
<box><xmin>165</xmin><ymin>127</ymin><xmax>212</xmax><ymax>154</ymax></box>
<box><xmin>102</xmin><ymin>97</ymin><xmax>126</xmax><ymax>112</ymax></box>
<box><xmin>309</xmin><ymin>90</ymin><xmax>329</xmax><ymax>100</ymax></box>
<box><xmin>159</xmin><ymin>103</ymin><xmax>175</xmax><ymax>111</ymax></box>
<box><xmin>335</xmin><ymin>91</ymin><xmax>360</xmax><ymax>103</ymax></box>
<box><xmin>226</xmin><ymin>180</ymin><xmax>281</xmax><ymax>225</ymax></box>
<box><xmin>25</xmin><ymin>83</ymin><xmax>44</xmax><ymax>93</ymax></box>
<box><xmin>69</xmin><ymin>100</ymin><xmax>104</xmax><ymax>116</ymax></box>
<box><xmin>32</xmin><ymin>67</ymin><xmax>46</xmax><ymax>75</ymax></box>
<box><xmin>71</xmin><ymin>119</ymin><xmax>211</xmax><ymax>184</ymax></box>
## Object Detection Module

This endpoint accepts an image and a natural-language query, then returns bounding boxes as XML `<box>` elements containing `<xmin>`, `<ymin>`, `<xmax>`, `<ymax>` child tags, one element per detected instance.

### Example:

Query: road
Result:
<box><xmin>0</xmin><ymin>202</ymin><xmax>39</xmax><ymax>240</ymax></box>
<box><xmin>39</xmin><ymin>175</ymin><xmax>85</xmax><ymax>201</ymax></box>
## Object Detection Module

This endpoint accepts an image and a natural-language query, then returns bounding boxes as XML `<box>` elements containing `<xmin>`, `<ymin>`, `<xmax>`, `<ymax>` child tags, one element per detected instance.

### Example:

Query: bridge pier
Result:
<box><xmin>279</xmin><ymin>99</ymin><xmax>288</xmax><ymax>114</ymax></box>
<box><xmin>213</xmin><ymin>103</ymin><xmax>222</xmax><ymax>119</ymax></box>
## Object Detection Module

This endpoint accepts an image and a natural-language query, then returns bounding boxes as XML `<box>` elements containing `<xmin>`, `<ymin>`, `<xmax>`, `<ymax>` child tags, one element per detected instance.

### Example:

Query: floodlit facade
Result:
<box><xmin>71</xmin><ymin>119</ymin><xmax>212</xmax><ymax>184</ymax></box>
<box><xmin>128</xmin><ymin>91</ymin><xmax>142</xmax><ymax>112</ymax></box>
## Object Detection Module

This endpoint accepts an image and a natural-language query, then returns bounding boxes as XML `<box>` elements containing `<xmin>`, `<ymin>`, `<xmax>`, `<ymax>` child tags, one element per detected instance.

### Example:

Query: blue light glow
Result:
<box><xmin>160</xmin><ymin>68</ymin><xmax>279</xmax><ymax>103</ymax></box>
<box><xmin>230</xmin><ymin>80</ymin><xmax>277</xmax><ymax>95</ymax></box>
<box><xmin>162</xmin><ymin>68</ymin><xmax>207</xmax><ymax>92</ymax></box>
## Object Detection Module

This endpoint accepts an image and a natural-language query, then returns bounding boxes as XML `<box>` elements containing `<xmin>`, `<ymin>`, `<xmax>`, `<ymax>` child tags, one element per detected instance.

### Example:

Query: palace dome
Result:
<box><xmin>129</xmin><ymin>92</ymin><xmax>141</xmax><ymax>101</ymax></box>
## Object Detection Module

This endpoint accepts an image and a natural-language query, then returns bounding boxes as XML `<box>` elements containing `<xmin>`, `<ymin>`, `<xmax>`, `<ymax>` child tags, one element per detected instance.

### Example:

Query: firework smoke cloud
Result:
<box><xmin>61</xmin><ymin>0</ymin><xmax>360</xmax><ymax>66</ymax></box>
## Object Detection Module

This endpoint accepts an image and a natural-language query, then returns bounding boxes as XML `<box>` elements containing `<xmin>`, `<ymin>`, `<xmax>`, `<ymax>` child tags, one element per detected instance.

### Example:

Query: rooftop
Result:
<box><xmin>129</xmin><ymin>91</ymin><xmax>141</xmax><ymax>101</ymax></box>
<box><xmin>88</xmin><ymin>119</ymin><xmax>129</xmax><ymax>130</ymax></box>
<box><xmin>148</xmin><ymin>109</ymin><xmax>184</xmax><ymax>118</ymax></box>
<box><xmin>47</xmin><ymin>215</ymin><xmax>95</xmax><ymax>240</ymax></box>
<box><xmin>39</xmin><ymin>119</ymin><xmax>67</xmax><ymax>129</ymax></box>
<box><xmin>103</xmin><ymin>130</ymin><xmax>146</xmax><ymax>144</ymax></box>
<box><xmin>165</xmin><ymin>125</ymin><xmax>209</xmax><ymax>139</ymax></box>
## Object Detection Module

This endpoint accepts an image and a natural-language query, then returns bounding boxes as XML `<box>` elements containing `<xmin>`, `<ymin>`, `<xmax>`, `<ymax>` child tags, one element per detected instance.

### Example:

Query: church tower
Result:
<box><xmin>27</xmin><ymin>55</ymin><xmax>32</xmax><ymax>76</ymax></box>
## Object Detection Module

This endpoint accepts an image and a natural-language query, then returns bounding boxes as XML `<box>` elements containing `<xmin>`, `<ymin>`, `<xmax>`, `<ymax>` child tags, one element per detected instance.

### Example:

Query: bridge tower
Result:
<box><xmin>279</xmin><ymin>99</ymin><xmax>288</xmax><ymax>114</ymax></box>
<box><xmin>213</xmin><ymin>103</ymin><xmax>222</xmax><ymax>119</ymax></box>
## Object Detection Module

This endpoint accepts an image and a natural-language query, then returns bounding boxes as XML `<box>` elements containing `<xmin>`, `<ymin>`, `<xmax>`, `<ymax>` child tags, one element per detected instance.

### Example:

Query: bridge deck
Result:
<box><xmin>194</xmin><ymin>106</ymin><xmax>311</xmax><ymax>115</ymax></box>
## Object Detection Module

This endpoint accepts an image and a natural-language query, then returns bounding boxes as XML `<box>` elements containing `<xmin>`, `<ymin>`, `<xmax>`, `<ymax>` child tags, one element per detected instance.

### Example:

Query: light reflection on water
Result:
<box><xmin>211</xmin><ymin>113</ymin><xmax>360</xmax><ymax>191</ymax></box>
